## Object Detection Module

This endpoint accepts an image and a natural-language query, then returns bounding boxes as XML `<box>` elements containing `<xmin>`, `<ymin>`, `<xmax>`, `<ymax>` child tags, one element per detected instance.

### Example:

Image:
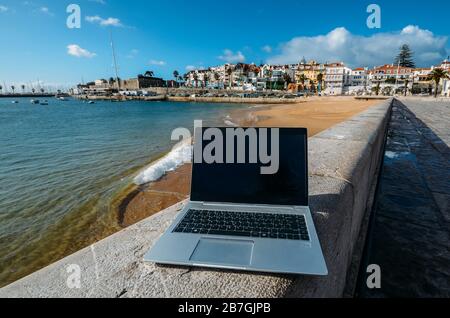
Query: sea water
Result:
<box><xmin>0</xmin><ymin>97</ymin><xmax>243</xmax><ymax>287</ymax></box>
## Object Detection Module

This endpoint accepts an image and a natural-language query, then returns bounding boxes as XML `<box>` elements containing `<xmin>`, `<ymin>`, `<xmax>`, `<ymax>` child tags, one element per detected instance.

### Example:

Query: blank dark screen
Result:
<box><xmin>191</xmin><ymin>128</ymin><xmax>308</xmax><ymax>206</ymax></box>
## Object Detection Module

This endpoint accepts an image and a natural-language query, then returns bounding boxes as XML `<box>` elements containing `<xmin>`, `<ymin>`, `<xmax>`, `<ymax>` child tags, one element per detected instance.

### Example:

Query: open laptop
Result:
<box><xmin>144</xmin><ymin>127</ymin><xmax>328</xmax><ymax>276</ymax></box>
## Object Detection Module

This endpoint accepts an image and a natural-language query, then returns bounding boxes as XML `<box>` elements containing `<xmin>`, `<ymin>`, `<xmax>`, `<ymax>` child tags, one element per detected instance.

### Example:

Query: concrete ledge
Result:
<box><xmin>0</xmin><ymin>99</ymin><xmax>394</xmax><ymax>298</ymax></box>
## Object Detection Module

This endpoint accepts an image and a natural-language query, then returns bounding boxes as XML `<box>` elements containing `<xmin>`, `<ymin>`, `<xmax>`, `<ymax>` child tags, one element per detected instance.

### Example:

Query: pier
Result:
<box><xmin>358</xmin><ymin>98</ymin><xmax>450</xmax><ymax>297</ymax></box>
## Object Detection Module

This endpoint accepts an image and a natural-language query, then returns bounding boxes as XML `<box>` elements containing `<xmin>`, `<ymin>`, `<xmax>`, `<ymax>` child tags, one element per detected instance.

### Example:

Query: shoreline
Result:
<box><xmin>118</xmin><ymin>97</ymin><xmax>381</xmax><ymax>226</ymax></box>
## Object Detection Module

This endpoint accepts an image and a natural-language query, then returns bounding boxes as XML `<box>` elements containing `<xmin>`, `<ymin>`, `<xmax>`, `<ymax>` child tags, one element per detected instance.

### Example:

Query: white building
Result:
<box><xmin>439</xmin><ymin>60</ymin><xmax>450</xmax><ymax>97</ymax></box>
<box><xmin>324</xmin><ymin>62</ymin><xmax>352</xmax><ymax>95</ymax></box>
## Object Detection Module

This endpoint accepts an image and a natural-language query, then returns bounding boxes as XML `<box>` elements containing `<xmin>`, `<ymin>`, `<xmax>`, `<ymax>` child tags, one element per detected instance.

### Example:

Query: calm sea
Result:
<box><xmin>0</xmin><ymin>97</ymin><xmax>243</xmax><ymax>287</ymax></box>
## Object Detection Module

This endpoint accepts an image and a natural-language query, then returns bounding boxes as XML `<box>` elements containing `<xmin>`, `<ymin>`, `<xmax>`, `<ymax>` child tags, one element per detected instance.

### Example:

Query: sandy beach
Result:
<box><xmin>119</xmin><ymin>97</ymin><xmax>380</xmax><ymax>226</ymax></box>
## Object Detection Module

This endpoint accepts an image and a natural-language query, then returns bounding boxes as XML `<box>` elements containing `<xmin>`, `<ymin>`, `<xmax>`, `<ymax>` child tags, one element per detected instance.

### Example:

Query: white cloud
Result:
<box><xmin>268</xmin><ymin>25</ymin><xmax>449</xmax><ymax>67</ymax></box>
<box><xmin>218</xmin><ymin>49</ymin><xmax>246</xmax><ymax>63</ymax></box>
<box><xmin>149</xmin><ymin>60</ymin><xmax>166</xmax><ymax>66</ymax></box>
<box><xmin>67</xmin><ymin>44</ymin><xmax>96</xmax><ymax>58</ymax></box>
<box><xmin>0</xmin><ymin>5</ymin><xmax>8</xmax><ymax>12</ymax></box>
<box><xmin>89</xmin><ymin>0</ymin><xmax>106</xmax><ymax>4</ymax></box>
<box><xmin>39</xmin><ymin>6</ymin><xmax>53</xmax><ymax>16</ymax></box>
<box><xmin>86</xmin><ymin>15</ymin><xmax>122</xmax><ymax>27</ymax></box>
<box><xmin>262</xmin><ymin>45</ymin><xmax>272</xmax><ymax>53</ymax></box>
<box><xmin>185</xmin><ymin>65</ymin><xmax>196</xmax><ymax>71</ymax></box>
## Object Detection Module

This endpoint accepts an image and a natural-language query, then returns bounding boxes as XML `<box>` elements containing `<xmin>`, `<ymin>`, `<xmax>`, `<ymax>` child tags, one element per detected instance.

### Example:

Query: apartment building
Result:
<box><xmin>295</xmin><ymin>60</ymin><xmax>326</xmax><ymax>90</ymax></box>
<box><xmin>324</xmin><ymin>62</ymin><xmax>352</xmax><ymax>95</ymax></box>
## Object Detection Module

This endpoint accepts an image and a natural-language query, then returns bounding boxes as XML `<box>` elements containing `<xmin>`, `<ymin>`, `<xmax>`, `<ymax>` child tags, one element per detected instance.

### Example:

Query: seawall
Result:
<box><xmin>0</xmin><ymin>99</ymin><xmax>393</xmax><ymax>298</ymax></box>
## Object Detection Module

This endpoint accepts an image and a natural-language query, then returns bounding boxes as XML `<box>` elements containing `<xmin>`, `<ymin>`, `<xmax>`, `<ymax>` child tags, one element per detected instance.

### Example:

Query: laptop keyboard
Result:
<box><xmin>173</xmin><ymin>209</ymin><xmax>310</xmax><ymax>241</ymax></box>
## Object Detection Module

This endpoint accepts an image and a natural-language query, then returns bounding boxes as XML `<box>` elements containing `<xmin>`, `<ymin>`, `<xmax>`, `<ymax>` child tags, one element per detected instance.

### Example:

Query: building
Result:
<box><xmin>295</xmin><ymin>60</ymin><xmax>326</xmax><ymax>91</ymax></box>
<box><xmin>439</xmin><ymin>59</ymin><xmax>450</xmax><ymax>97</ymax></box>
<box><xmin>369</xmin><ymin>64</ymin><xmax>413</xmax><ymax>85</ymax></box>
<box><xmin>412</xmin><ymin>68</ymin><xmax>433</xmax><ymax>94</ymax></box>
<box><xmin>324</xmin><ymin>62</ymin><xmax>352</xmax><ymax>95</ymax></box>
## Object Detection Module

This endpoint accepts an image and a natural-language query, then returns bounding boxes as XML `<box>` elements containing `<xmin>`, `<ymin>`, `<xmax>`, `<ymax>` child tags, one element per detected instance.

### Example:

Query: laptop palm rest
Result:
<box><xmin>190</xmin><ymin>238</ymin><xmax>254</xmax><ymax>267</ymax></box>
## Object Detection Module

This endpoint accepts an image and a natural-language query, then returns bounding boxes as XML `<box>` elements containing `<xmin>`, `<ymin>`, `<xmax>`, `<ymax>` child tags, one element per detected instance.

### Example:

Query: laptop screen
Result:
<box><xmin>191</xmin><ymin>128</ymin><xmax>308</xmax><ymax>206</ymax></box>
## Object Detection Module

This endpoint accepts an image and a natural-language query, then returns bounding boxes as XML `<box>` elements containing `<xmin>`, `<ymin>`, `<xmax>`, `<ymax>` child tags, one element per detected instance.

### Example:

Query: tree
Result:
<box><xmin>203</xmin><ymin>72</ymin><xmax>208</xmax><ymax>88</ymax></box>
<box><xmin>372</xmin><ymin>82</ymin><xmax>381</xmax><ymax>96</ymax></box>
<box><xmin>382</xmin><ymin>86</ymin><xmax>392</xmax><ymax>96</ymax></box>
<box><xmin>298</xmin><ymin>74</ymin><xmax>308</xmax><ymax>90</ymax></box>
<box><xmin>11</xmin><ymin>85</ymin><xmax>15</xmax><ymax>94</ymax></box>
<box><xmin>32</xmin><ymin>88</ymin><xmax>35</xmax><ymax>94</ymax></box>
<box><xmin>429</xmin><ymin>68</ymin><xmax>449</xmax><ymax>98</ymax></box>
<box><xmin>21</xmin><ymin>84</ymin><xmax>26</xmax><ymax>93</ymax></box>
<box><xmin>193</xmin><ymin>73</ymin><xmax>199</xmax><ymax>88</ymax></box>
<box><xmin>173</xmin><ymin>70</ymin><xmax>179</xmax><ymax>87</ymax></box>
<box><xmin>40</xmin><ymin>88</ymin><xmax>45</xmax><ymax>94</ymax></box>
<box><xmin>266</xmin><ymin>69</ymin><xmax>273</xmax><ymax>90</ymax></box>
<box><xmin>226</xmin><ymin>67</ymin><xmax>233</xmax><ymax>89</ymax></box>
<box><xmin>317</xmin><ymin>73</ymin><xmax>324</xmax><ymax>92</ymax></box>
<box><xmin>0</xmin><ymin>85</ymin><xmax>2</xmax><ymax>94</ymax></box>
<box><xmin>309</xmin><ymin>79</ymin><xmax>315</xmax><ymax>93</ymax></box>
<box><xmin>395</xmin><ymin>44</ymin><xmax>415</xmax><ymax>68</ymax></box>
<box><xmin>283</xmin><ymin>73</ymin><xmax>292</xmax><ymax>85</ymax></box>
<box><xmin>214</xmin><ymin>72</ymin><xmax>220</xmax><ymax>89</ymax></box>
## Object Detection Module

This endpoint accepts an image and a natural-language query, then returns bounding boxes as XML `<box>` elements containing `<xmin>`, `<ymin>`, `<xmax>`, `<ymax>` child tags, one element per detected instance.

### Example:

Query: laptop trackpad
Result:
<box><xmin>190</xmin><ymin>238</ymin><xmax>253</xmax><ymax>267</ymax></box>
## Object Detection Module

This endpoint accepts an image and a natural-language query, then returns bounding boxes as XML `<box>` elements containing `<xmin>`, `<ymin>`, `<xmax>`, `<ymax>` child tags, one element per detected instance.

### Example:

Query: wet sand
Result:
<box><xmin>120</xmin><ymin>97</ymin><xmax>380</xmax><ymax>226</ymax></box>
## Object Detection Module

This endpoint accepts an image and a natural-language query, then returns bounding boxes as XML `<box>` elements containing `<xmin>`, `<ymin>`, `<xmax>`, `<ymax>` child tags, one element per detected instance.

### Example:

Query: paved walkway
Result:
<box><xmin>359</xmin><ymin>98</ymin><xmax>450</xmax><ymax>297</ymax></box>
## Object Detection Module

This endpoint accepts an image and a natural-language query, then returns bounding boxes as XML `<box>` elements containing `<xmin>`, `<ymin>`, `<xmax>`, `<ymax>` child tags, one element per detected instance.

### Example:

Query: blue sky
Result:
<box><xmin>0</xmin><ymin>0</ymin><xmax>449</xmax><ymax>88</ymax></box>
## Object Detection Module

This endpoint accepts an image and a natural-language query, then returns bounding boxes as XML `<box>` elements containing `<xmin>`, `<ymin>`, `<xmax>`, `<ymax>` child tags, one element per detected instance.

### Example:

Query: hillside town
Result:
<box><xmin>72</xmin><ymin>46</ymin><xmax>450</xmax><ymax>99</ymax></box>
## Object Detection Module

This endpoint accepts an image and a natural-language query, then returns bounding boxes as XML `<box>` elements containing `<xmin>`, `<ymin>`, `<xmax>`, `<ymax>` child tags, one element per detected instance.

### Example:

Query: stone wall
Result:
<box><xmin>0</xmin><ymin>99</ymin><xmax>393</xmax><ymax>298</ymax></box>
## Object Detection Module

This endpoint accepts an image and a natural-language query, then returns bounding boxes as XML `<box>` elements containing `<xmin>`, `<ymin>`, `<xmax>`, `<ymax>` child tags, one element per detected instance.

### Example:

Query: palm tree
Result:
<box><xmin>429</xmin><ymin>68</ymin><xmax>449</xmax><ymax>98</ymax></box>
<box><xmin>0</xmin><ymin>85</ymin><xmax>3</xmax><ymax>95</ymax></box>
<box><xmin>373</xmin><ymin>82</ymin><xmax>381</xmax><ymax>96</ymax></box>
<box><xmin>214</xmin><ymin>72</ymin><xmax>220</xmax><ymax>89</ymax></box>
<box><xmin>193</xmin><ymin>73</ymin><xmax>199</xmax><ymax>88</ymax></box>
<box><xmin>404</xmin><ymin>79</ymin><xmax>409</xmax><ymax>96</ymax></box>
<box><xmin>203</xmin><ymin>73</ymin><xmax>208</xmax><ymax>88</ymax></box>
<box><xmin>144</xmin><ymin>70</ymin><xmax>154</xmax><ymax>78</ymax></box>
<box><xmin>266</xmin><ymin>69</ymin><xmax>273</xmax><ymax>90</ymax></box>
<box><xmin>317</xmin><ymin>73</ymin><xmax>324</xmax><ymax>93</ymax></box>
<box><xmin>226</xmin><ymin>67</ymin><xmax>233</xmax><ymax>89</ymax></box>
<box><xmin>32</xmin><ymin>88</ymin><xmax>36</xmax><ymax>94</ymax></box>
<box><xmin>21</xmin><ymin>84</ymin><xmax>26</xmax><ymax>94</ymax></box>
<box><xmin>40</xmin><ymin>88</ymin><xmax>45</xmax><ymax>94</ymax></box>
<box><xmin>298</xmin><ymin>74</ymin><xmax>307</xmax><ymax>90</ymax></box>
<box><xmin>173</xmin><ymin>70</ymin><xmax>179</xmax><ymax>87</ymax></box>
<box><xmin>309</xmin><ymin>79</ymin><xmax>315</xmax><ymax>93</ymax></box>
<box><xmin>11</xmin><ymin>85</ymin><xmax>15</xmax><ymax>94</ymax></box>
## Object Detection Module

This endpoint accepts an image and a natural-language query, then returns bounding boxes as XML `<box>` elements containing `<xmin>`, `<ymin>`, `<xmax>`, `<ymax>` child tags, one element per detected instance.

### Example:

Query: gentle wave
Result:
<box><xmin>133</xmin><ymin>138</ymin><xmax>192</xmax><ymax>185</ymax></box>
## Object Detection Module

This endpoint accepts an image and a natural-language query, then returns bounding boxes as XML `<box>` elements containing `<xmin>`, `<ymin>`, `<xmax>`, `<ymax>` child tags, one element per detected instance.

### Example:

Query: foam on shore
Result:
<box><xmin>133</xmin><ymin>139</ymin><xmax>192</xmax><ymax>185</ymax></box>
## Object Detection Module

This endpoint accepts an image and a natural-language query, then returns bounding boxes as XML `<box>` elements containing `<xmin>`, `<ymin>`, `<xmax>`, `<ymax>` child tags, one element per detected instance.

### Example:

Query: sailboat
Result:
<box><xmin>109</xmin><ymin>30</ymin><xmax>124</xmax><ymax>103</ymax></box>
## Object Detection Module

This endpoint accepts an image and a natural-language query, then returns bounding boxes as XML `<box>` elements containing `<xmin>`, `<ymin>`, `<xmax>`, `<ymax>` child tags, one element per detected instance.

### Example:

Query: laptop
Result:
<box><xmin>144</xmin><ymin>127</ymin><xmax>328</xmax><ymax>276</ymax></box>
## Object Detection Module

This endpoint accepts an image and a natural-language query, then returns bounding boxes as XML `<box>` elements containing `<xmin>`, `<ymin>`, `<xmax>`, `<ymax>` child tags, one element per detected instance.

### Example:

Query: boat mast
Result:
<box><xmin>110</xmin><ymin>30</ymin><xmax>120</xmax><ymax>90</ymax></box>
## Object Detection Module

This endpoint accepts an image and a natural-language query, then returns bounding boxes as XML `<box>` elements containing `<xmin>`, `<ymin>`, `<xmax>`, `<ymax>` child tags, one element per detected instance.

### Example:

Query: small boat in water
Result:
<box><xmin>30</xmin><ymin>99</ymin><xmax>40</xmax><ymax>104</ymax></box>
<box><xmin>40</xmin><ymin>100</ymin><xmax>49</xmax><ymax>105</ymax></box>
<box><xmin>87</xmin><ymin>101</ymin><xmax>95</xmax><ymax>104</ymax></box>
<box><xmin>11</xmin><ymin>101</ymin><xmax>19</xmax><ymax>104</ymax></box>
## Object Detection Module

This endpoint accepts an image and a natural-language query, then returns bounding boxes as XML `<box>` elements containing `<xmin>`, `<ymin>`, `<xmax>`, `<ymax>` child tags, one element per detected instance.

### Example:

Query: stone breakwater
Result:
<box><xmin>0</xmin><ymin>99</ymin><xmax>394</xmax><ymax>298</ymax></box>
